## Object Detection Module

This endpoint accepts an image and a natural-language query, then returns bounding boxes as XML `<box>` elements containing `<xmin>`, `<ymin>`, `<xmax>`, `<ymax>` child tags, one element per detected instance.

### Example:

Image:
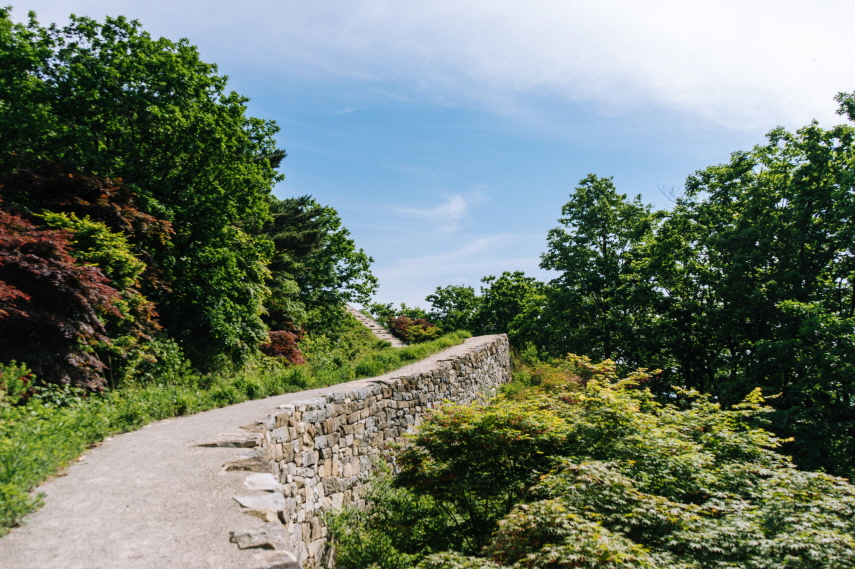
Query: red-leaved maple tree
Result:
<box><xmin>0</xmin><ymin>205</ymin><xmax>121</xmax><ymax>388</ymax></box>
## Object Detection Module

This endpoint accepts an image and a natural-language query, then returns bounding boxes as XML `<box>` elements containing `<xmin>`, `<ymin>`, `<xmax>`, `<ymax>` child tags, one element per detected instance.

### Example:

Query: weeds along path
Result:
<box><xmin>0</xmin><ymin>338</ymin><xmax>486</xmax><ymax>569</ymax></box>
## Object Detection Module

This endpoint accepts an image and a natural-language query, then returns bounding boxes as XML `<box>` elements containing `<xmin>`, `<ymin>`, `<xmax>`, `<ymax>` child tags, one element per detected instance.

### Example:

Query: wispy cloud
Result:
<box><xmin>390</xmin><ymin>189</ymin><xmax>488</xmax><ymax>234</ymax></box>
<box><xmin>26</xmin><ymin>1</ymin><xmax>851</xmax><ymax>130</ymax></box>
<box><xmin>392</xmin><ymin>195</ymin><xmax>468</xmax><ymax>233</ymax></box>
<box><xmin>371</xmin><ymin>233</ymin><xmax>550</xmax><ymax>306</ymax></box>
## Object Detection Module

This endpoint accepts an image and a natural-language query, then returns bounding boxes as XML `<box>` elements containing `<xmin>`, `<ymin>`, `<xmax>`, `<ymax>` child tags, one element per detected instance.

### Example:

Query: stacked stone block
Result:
<box><xmin>252</xmin><ymin>334</ymin><xmax>511</xmax><ymax>567</ymax></box>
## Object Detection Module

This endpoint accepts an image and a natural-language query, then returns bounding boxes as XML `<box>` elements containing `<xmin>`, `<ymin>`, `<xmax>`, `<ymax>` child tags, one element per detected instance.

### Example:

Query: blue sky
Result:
<box><xmin>13</xmin><ymin>1</ymin><xmax>855</xmax><ymax>306</ymax></box>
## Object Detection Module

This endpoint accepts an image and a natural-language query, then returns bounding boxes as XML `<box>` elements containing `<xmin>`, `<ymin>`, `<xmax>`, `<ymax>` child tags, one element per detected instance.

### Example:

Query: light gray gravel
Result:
<box><xmin>0</xmin><ymin>336</ymin><xmax>493</xmax><ymax>569</ymax></box>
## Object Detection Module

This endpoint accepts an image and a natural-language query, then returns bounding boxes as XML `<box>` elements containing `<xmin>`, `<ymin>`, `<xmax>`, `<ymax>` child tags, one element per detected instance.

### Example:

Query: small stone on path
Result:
<box><xmin>234</xmin><ymin>493</ymin><xmax>286</xmax><ymax>512</ymax></box>
<box><xmin>230</xmin><ymin>522</ymin><xmax>291</xmax><ymax>551</ymax></box>
<box><xmin>244</xmin><ymin>473</ymin><xmax>280</xmax><ymax>492</ymax></box>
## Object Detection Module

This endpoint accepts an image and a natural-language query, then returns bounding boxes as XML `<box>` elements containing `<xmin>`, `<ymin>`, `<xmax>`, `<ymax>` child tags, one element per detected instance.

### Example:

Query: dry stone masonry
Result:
<box><xmin>228</xmin><ymin>334</ymin><xmax>511</xmax><ymax>568</ymax></box>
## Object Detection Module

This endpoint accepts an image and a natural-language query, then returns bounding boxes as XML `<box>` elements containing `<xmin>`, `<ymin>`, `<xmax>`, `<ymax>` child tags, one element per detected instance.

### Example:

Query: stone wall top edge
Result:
<box><xmin>266</xmin><ymin>335</ymin><xmax>508</xmax><ymax>417</ymax></box>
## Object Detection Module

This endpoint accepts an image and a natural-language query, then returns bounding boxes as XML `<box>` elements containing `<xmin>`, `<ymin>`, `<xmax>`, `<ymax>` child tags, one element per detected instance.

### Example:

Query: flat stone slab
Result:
<box><xmin>223</xmin><ymin>457</ymin><xmax>271</xmax><ymax>473</ymax></box>
<box><xmin>233</xmin><ymin>493</ymin><xmax>286</xmax><ymax>512</ymax></box>
<box><xmin>251</xmin><ymin>550</ymin><xmax>300</xmax><ymax>569</ymax></box>
<box><xmin>196</xmin><ymin>433</ymin><xmax>262</xmax><ymax>448</ymax></box>
<box><xmin>244</xmin><ymin>473</ymin><xmax>281</xmax><ymax>492</ymax></box>
<box><xmin>229</xmin><ymin>522</ymin><xmax>291</xmax><ymax>550</ymax></box>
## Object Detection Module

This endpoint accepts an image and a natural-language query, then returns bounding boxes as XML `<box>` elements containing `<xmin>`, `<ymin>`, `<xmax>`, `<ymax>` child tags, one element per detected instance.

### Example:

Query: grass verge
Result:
<box><xmin>0</xmin><ymin>329</ymin><xmax>471</xmax><ymax>536</ymax></box>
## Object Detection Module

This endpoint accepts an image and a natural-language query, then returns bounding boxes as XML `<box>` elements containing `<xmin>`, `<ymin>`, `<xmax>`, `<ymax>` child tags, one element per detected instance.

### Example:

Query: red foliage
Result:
<box><xmin>386</xmin><ymin>315</ymin><xmax>441</xmax><ymax>343</ymax></box>
<box><xmin>0</xmin><ymin>279</ymin><xmax>29</xmax><ymax>319</ymax></box>
<box><xmin>0</xmin><ymin>206</ymin><xmax>121</xmax><ymax>388</ymax></box>
<box><xmin>0</xmin><ymin>161</ymin><xmax>174</xmax><ymax>291</ymax></box>
<box><xmin>259</xmin><ymin>330</ymin><xmax>306</xmax><ymax>365</ymax></box>
<box><xmin>0</xmin><ymin>162</ymin><xmax>173</xmax><ymax>244</ymax></box>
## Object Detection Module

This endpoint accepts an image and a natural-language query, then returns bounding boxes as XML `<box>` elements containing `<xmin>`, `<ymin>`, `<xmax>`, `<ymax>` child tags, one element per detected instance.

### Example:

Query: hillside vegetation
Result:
<box><xmin>381</xmin><ymin>99</ymin><xmax>855</xmax><ymax>481</ymax></box>
<box><xmin>328</xmin><ymin>355</ymin><xmax>855</xmax><ymax>568</ymax></box>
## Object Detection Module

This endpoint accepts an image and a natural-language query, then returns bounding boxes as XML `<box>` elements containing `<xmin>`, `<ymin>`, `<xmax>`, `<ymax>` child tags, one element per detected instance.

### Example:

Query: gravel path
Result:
<box><xmin>0</xmin><ymin>337</ymin><xmax>489</xmax><ymax>569</ymax></box>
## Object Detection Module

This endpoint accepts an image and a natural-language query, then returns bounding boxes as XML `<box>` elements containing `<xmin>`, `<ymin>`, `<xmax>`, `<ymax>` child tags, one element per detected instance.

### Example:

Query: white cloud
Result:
<box><xmin>371</xmin><ymin>233</ymin><xmax>552</xmax><ymax>306</ymax></box>
<box><xmin>381</xmin><ymin>235</ymin><xmax>506</xmax><ymax>279</ymax></box>
<box><xmin>392</xmin><ymin>195</ymin><xmax>469</xmax><ymax>233</ymax></box>
<box><xmin>19</xmin><ymin>0</ymin><xmax>853</xmax><ymax>130</ymax></box>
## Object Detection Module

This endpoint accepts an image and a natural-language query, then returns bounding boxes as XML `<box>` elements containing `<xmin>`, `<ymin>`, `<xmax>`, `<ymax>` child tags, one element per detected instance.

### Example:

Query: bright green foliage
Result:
<box><xmin>0</xmin><ymin>361</ymin><xmax>33</xmax><ymax>407</ymax></box>
<box><xmin>405</xmin><ymin>321</ymin><xmax>444</xmax><ymax>343</ymax></box>
<box><xmin>331</xmin><ymin>357</ymin><xmax>855</xmax><ymax>569</ymax></box>
<box><xmin>540</xmin><ymin>174</ymin><xmax>657</xmax><ymax>362</ymax></box>
<box><xmin>426</xmin><ymin>285</ymin><xmax>481</xmax><ymax>332</ymax></box>
<box><xmin>292</xmin><ymin>200</ymin><xmax>378</xmax><ymax>332</ymax></box>
<box><xmin>0</xmin><ymin>9</ymin><xmax>282</xmax><ymax>367</ymax></box>
<box><xmin>397</xmin><ymin>397</ymin><xmax>568</xmax><ymax>551</ymax></box>
<box><xmin>35</xmin><ymin>211</ymin><xmax>161</xmax><ymax>384</ymax></box>
<box><xmin>488</xmin><ymin>497</ymin><xmax>660</xmax><ymax>569</ymax></box>
<box><xmin>36</xmin><ymin>212</ymin><xmax>145</xmax><ymax>290</ymax></box>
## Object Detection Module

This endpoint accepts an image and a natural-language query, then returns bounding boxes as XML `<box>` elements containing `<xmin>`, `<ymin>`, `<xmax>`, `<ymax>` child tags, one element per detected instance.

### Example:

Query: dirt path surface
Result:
<box><xmin>0</xmin><ymin>337</ymin><xmax>489</xmax><ymax>569</ymax></box>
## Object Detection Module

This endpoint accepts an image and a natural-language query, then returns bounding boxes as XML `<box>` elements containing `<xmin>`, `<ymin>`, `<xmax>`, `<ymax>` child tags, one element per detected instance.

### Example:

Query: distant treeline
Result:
<box><xmin>0</xmin><ymin>10</ymin><xmax>377</xmax><ymax>389</ymax></box>
<box><xmin>379</xmin><ymin>96</ymin><xmax>855</xmax><ymax>479</ymax></box>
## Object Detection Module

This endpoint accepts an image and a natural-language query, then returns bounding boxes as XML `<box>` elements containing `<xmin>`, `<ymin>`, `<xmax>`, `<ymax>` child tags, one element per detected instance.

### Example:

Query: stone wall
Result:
<box><xmin>234</xmin><ymin>334</ymin><xmax>511</xmax><ymax>568</ymax></box>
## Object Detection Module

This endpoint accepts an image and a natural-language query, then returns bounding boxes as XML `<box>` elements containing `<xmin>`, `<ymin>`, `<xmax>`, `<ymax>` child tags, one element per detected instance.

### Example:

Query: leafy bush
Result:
<box><xmin>329</xmin><ymin>355</ymin><xmax>855</xmax><ymax>569</ymax></box>
<box><xmin>0</xmin><ymin>361</ymin><xmax>34</xmax><ymax>406</ymax></box>
<box><xmin>0</xmin><ymin>205</ymin><xmax>122</xmax><ymax>388</ymax></box>
<box><xmin>387</xmin><ymin>315</ymin><xmax>443</xmax><ymax>344</ymax></box>
<box><xmin>325</xmin><ymin>469</ymin><xmax>446</xmax><ymax>569</ymax></box>
<box><xmin>259</xmin><ymin>330</ymin><xmax>306</xmax><ymax>365</ymax></box>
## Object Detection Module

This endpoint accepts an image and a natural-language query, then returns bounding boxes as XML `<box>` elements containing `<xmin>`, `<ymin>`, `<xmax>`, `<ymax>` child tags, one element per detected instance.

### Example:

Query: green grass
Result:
<box><xmin>0</xmin><ymin>328</ymin><xmax>471</xmax><ymax>535</ymax></box>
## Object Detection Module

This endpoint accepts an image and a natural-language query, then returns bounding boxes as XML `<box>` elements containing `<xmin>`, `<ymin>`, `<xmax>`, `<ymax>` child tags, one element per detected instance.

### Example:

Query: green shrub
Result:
<box><xmin>326</xmin><ymin>468</ymin><xmax>464</xmax><ymax>568</ymax></box>
<box><xmin>0</xmin><ymin>362</ymin><xmax>34</xmax><ymax>406</ymax></box>
<box><xmin>332</xmin><ymin>355</ymin><xmax>855</xmax><ymax>569</ymax></box>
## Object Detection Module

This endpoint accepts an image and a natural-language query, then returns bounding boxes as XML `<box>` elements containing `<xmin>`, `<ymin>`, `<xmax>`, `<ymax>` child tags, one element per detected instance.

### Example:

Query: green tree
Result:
<box><xmin>473</xmin><ymin>272</ymin><xmax>544</xmax><ymax>337</ymax></box>
<box><xmin>540</xmin><ymin>175</ymin><xmax>657</xmax><ymax>364</ymax></box>
<box><xmin>293</xmin><ymin>200</ymin><xmax>378</xmax><ymax>333</ymax></box>
<box><xmin>660</xmin><ymin>118</ymin><xmax>855</xmax><ymax>476</ymax></box>
<box><xmin>426</xmin><ymin>284</ymin><xmax>481</xmax><ymax>333</ymax></box>
<box><xmin>0</xmin><ymin>9</ymin><xmax>282</xmax><ymax>367</ymax></box>
<box><xmin>261</xmin><ymin>195</ymin><xmax>326</xmax><ymax>331</ymax></box>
